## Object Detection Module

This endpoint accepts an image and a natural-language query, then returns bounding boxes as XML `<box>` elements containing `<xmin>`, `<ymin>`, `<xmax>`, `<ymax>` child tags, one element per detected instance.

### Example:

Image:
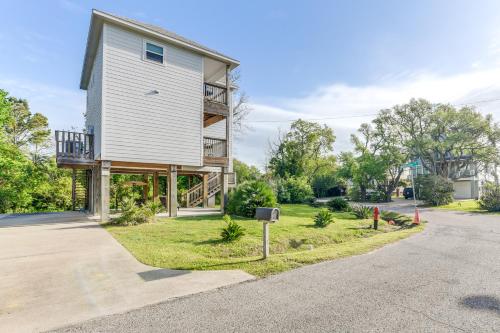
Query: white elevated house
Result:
<box><xmin>55</xmin><ymin>9</ymin><xmax>238</xmax><ymax>221</ymax></box>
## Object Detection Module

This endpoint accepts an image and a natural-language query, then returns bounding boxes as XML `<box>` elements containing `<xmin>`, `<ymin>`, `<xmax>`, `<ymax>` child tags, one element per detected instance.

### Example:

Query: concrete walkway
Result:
<box><xmin>0</xmin><ymin>212</ymin><xmax>254</xmax><ymax>333</ymax></box>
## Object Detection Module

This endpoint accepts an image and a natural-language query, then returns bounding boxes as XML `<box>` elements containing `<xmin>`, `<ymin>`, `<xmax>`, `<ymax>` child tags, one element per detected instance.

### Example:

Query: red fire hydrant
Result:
<box><xmin>373</xmin><ymin>207</ymin><xmax>379</xmax><ymax>230</ymax></box>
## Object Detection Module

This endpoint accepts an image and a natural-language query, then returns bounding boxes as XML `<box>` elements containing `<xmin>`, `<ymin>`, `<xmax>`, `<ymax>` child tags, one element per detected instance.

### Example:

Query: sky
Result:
<box><xmin>1</xmin><ymin>0</ymin><xmax>500</xmax><ymax>168</ymax></box>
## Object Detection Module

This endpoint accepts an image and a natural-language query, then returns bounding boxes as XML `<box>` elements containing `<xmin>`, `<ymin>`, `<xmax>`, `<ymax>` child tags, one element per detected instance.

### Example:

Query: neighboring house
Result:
<box><xmin>55</xmin><ymin>9</ymin><xmax>238</xmax><ymax>221</ymax></box>
<box><xmin>404</xmin><ymin>158</ymin><xmax>491</xmax><ymax>200</ymax></box>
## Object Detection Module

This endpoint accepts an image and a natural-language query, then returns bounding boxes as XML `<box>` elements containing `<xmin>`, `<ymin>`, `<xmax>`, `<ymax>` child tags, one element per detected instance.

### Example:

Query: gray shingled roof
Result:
<box><xmin>102</xmin><ymin>10</ymin><xmax>239</xmax><ymax>63</ymax></box>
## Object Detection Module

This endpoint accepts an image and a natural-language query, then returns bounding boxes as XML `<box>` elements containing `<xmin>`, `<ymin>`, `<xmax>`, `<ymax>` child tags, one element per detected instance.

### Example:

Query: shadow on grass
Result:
<box><xmin>346</xmin><ymin>226</ymin><xmax>373</xmax><ymax>231</ymax></box>
<box><xmin>197</xmin><ymin>258</ymin><xmax>264</xmax><ymax>269</ymax></box>
<box><xmin>194</xmin><ymin>238</ymin><xmax>225</xmax><ymax>245</ymax></box>
<box><xmin>173</xmin><ymin>215</ymin><xmax>223</xmax><ymax>222</ymax></box>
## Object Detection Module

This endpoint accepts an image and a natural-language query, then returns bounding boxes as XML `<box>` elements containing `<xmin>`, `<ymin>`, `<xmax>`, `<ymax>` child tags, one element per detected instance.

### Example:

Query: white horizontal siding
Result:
<box><xmin>204</xmin><ymin>120</ymin><xmax>226</xmax><ymax>139</ymax></box>
<box><xmin>102</xmin><ymin>23</ymin><xmax>203</xmax><ymax>166</ymax></box>
<box><xmin>85</xmin><ymin>33</ymin><xmax>103</xmax><ymax>158</ymax></box>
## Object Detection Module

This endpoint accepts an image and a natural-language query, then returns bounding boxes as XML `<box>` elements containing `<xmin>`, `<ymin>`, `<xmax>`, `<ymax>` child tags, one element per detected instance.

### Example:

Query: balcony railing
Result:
<box><xmin>203</xmin><ymin>137</ymin><xmax>227</xmax><ymax>157</ymax></box>
<box><xmin>55</xmin><ymin>130</ymin><xmax>94</xmax><ymax>164</ymax></box>
<box><xmin>204</xmin><ymin>82</ymin><xmax>227</xmax><ymax>105</ymax></box>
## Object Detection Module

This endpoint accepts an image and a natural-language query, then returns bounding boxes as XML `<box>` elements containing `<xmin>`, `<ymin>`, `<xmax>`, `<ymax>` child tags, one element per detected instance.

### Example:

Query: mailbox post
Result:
<box><xmin>255</xmin><ymin>207</ymin><xmax>280</xmax><ymax>259</ymax></box>
<box><xmin>263</xmin><ymin>221</ymin><xmax>270</xmax><ymax>259</ymax></box>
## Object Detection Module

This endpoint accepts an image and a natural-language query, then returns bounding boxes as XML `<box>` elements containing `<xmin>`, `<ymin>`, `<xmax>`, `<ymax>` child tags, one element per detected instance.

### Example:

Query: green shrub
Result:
<box><xmin>368</xmin><ymin>190</ymin><xmax>386</xmax><ymax>203</ymax></box>
<box><xmin>350</xmin><ymin>204</ymin><xmax>373</xmax><ymax>219</ymax></box>
<box><xmin>227</xmin><ymin>180</ymin><xmax>277</xmax><ymax>218</ymax></box>
<box><xmin>311</xmin><ymin>173</ymin><xmax>338</xmax><ymax>197</ymax></box>
<box><xmin>111</xmin><ymin>197</ymin><xmax>154</xmax><ymax>226</ymax></box>
<box><xmin>415</xmin><ymin>175</ymin><xmax>454</xmax><ymax>206</ymax></box>
<box><xmin>380</xmin><ymin>210</ymin><xmax>412</xmax><ymax>225</ymax></box>
<box><xmin>326</xmin><ymin>197</ymin><xmax>349</xmax><ymax>211</ymax></box>
<box><xmin>220</xmin><ymin>214</ymin><xmax>245</xmax><ymax>242</ymax></box>
<box><xmin>314</xmin><ymin>208</ymin><xmax>334</xmax><ymax>227</ymax></box>
<box><xmin>276</xmin><ymin>176</ymin><xmax>314</xmax><ymax>204</ymax></box>
<box><xmin>479</xmin><ymin>182</ymin><xmax>500</xmax><ymax>212</ymax></box>
<box><xmin>145</xmin><ymin>200</ymin><xmax>164</xmax><ymax>222</ymax></box>
<box><xmin>346</xmin><ymin>186</ymin><xmax>362</xmax><ymax>201</ymax></box>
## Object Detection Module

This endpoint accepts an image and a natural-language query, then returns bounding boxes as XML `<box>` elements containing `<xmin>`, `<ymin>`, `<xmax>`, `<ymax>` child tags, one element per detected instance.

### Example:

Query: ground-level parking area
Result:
<box><xmin>0</xmin><ymin>212</ymin><xmax>253</xmax><ymax>333</ymax></box>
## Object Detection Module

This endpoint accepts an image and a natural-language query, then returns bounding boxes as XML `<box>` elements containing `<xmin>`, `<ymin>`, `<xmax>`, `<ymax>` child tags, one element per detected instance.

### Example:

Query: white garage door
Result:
<box><xmin>454</xmin><ymin>181</ymin><xmax>472</xmax><ymax>199</ymax></box>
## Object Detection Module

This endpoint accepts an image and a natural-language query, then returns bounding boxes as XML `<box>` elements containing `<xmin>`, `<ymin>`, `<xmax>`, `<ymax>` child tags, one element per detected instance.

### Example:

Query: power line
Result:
<box><xmin>454</xmin><ymin>97</ymin><xmax>500</xmax><ymax>106</ymax></box>
<box><xmin>247</xmin><ymin>97</ymin><xmax>500</xmax><ymax>124</ymax></box>
<box><xmin>248</xmin><ymin>113</ymin><xmax>377</xmax><ymax>123</ymax></box>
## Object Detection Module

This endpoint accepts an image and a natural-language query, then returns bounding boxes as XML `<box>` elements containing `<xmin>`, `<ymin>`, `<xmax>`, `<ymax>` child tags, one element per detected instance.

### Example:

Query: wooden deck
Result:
<box><xmin>203</xmin><ymin>82</ymin><xmax>228</xmax><ymax>127</ymax></box>
<box><xmin>55</xmin><ymin>130</ymin><xmax>95</xmax><ymax>168</ymax></box>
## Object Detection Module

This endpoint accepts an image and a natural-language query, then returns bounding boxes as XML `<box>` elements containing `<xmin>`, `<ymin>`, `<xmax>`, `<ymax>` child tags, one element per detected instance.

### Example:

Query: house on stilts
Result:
<box><xmin>55</xmin><ymin>9</ymin><xmax>237</xmax><ymax>221</ymax></box>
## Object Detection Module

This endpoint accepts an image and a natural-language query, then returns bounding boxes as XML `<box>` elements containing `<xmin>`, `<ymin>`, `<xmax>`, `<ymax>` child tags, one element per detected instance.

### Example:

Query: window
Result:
<box><xmin>145</xmin><ymin>42</ymin><xmax>164</xmax><ymax>64</ymax></box>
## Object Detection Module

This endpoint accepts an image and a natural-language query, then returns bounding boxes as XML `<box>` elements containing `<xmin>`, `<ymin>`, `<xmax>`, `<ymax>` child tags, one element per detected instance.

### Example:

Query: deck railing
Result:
<box><xmin>203</xmin><ymin>137</ymin><xmax>227</xmax><ymax>157</ymax></box>
<box><xmin>55</xmin><ymin>130</ymin><xmax>94</xmax><ymax>162</ymax></box>
<box><xmin>204</xmin><ymin>82</ymin><xmax>227</xmax><ymax>105</ymax></box>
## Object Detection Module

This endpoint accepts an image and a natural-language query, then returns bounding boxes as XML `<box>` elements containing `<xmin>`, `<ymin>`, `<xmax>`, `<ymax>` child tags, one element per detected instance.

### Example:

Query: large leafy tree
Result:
<box><xmin>3</xmin><ymin>96</ymin><xmax>50</xmax><ymax>156</ymax></box>
<box><xmin>345</xmin><ymin>98</ymin><xmax>500</xmax><ymax>202</ymax></box>
<box><xmin>268</xmin><ymin>119</ymin><xmax>336</xmax><ymax>180</ymax></box>
<box><xmin>0</xmin><ymin>89</ymin><xmax>72</xmax><ymax>213</ymax></box>
<box><xmin>350</xmin><ymin>115</ymin><xmax>410</xmax><ymax>201</ymax></box>
<box><xmin>233</xmin><ymin>159</ymin><xmax>261</xmax><ymax>183</ymax></box>
<box><xmin>385</xmin><ymin>98</ymin><xmax>499</xmax><ymax>179</ymax></box>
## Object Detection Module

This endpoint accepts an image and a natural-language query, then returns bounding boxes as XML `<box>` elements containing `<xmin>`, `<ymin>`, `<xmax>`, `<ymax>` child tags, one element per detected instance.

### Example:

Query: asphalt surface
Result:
<box><xmin>51</xmin><ymin>209</ymin><xmax>500</xmax><ymax>333</ymax></box>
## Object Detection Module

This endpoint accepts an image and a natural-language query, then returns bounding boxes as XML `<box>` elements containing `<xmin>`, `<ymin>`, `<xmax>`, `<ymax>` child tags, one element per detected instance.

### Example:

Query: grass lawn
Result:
<box><xmin>435</xmin><ymin>199</ymin><xmax>483</xmax><ymax>212</ymax></box>
<box><xmin>105</xmin><ymin>204</ymin><xmax>424</xmax><ymax>277</ymax></box>
<box><xmin>434</xmin><ymin>199</ymin><xmax>500</xmax><ymax>214</ymax></box>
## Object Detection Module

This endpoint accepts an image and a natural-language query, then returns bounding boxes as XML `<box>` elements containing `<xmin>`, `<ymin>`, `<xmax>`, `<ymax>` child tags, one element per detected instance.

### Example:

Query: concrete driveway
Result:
<box><xmin>51</xmin><ymin>209</ymin><xmax>500</xmax><ymax>332</ymax></box>
<box><xmin>0</xmin><ymin>213</ymin><xmax>253</xmax><ymax>333</ymax></box>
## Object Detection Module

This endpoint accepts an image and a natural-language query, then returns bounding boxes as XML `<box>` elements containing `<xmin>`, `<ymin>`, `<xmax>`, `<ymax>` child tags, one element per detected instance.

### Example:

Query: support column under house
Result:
<box><xmin>169</xmin><ymin>166</ymin><xmax>177</xmax><ymax>217</ymax></box>
<box><xmin>99</xmin><ymin>161</ymin><xmax>111</xmax><ymax>222</ymax></box>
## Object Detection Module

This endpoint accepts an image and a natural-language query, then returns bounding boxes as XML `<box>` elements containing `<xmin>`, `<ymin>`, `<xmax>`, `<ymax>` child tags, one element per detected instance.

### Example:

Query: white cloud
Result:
<box><xmin>235</xmin><ymin>67</ymin><xmax>500</xmax><ymax>169</ymax></box>
<box><xmin>0</xmin><ymin>78</ymin><xmax>86</xmax><ymax>132</ymax></box>
<box><xmin>3</xmin><ymin>67</ymin><xmax>500</xmax><ymax>172</ymax></box>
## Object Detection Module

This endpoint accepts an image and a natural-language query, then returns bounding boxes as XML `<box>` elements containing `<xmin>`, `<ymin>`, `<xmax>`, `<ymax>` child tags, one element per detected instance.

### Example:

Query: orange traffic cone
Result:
<box><xmin>413</xmin><ymin>208</ymin><xmax>420</xmax><ymax>225</ymax></box>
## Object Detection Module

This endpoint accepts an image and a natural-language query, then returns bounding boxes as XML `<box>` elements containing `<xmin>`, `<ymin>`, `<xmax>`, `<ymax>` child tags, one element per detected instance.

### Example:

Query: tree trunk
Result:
<box><xmin>360</xmin><ymin>186</ymin><xmax>367</xmax><ymax>201</ymax></box>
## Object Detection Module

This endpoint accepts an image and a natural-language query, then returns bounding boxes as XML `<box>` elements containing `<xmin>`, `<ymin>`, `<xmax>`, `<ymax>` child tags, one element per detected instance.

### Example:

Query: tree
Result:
<box><xmin>345</xmin><ymin>98</ymin><xmax>500</xmax><ymax>202</ymax></box>
<box><xmin>0</xmin><ymin>89</ymin><xmax>72</xmax><ymax>213</ymax></box>
<box><xmin>233</xmin><ymin>159</ymin><xmax>261</xmax><ymax>183</ymax></box>
<box><xmin>0</xmin><ymin>139</ymin><xmax>32</xmax><ymax>212</ymax></box>
<box><xmin>230</xmin><ymin>70</ymin><xmax>252</xmax><ymax>134</ymax></box>
<box><xmin>3</xmin><ymin>96</ymin><xmax>50</xmax><ymax>157</ymax></box>
<box><xmin>385</xmin><ymin>99</ymin><xmax>499</xmax><ymax>179</ymax></box>
<box><xmin>311</xmin><ymin>171</ymin><xmax>340</xmax><ymax>198</ymax></box>
<box><xmin>0</xmin><ymin>90</ymin><xmax>12</xmax><ymax>137</ymax></box>
<box><xmin>349</xmin><ymin>114</ymin><xmax>410</xmax><ymax>201</ymax></box>
<box><xmin>485</xmin><ymin>121</ymin><xmax>500</xmax><ymax>185</ymax></box>
<box><xmin>268</xmin><ymin>119</ymin><xmax>335</xmax><ymax>180</ymax></box>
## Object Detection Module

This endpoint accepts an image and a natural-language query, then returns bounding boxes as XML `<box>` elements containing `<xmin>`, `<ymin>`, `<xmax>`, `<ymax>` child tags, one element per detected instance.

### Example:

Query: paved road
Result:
<box><xmin>52</xmin><ymin>209</ymin><xmax>500</xmax><ymax>333</ymax></box>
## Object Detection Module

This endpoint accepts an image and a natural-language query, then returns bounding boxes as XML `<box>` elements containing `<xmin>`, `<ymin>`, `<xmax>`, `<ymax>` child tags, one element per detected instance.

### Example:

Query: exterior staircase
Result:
<box><xmin>72</xmin><ymin>169</ymin><xmax>90</xmax><ymax>211</ymax></box>
<box><xmin>185</xmin><ymin>173</ymin><xmax>221</xmax><ymax>207</ymax></box>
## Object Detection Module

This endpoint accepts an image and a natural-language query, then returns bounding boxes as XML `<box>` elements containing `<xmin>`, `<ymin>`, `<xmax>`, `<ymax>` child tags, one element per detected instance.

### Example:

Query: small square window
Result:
<box><xmin>145</xmin><ymin>42</ymin><xmax>164</xmax><ymax>64</ymax></box>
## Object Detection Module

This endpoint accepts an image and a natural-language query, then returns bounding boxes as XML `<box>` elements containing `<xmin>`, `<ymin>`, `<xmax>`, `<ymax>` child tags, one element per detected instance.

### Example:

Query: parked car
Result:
<box><xmin>403</xmin><ymin>187</ymin><xmax>414</xmax><ymax>199</ymax></box>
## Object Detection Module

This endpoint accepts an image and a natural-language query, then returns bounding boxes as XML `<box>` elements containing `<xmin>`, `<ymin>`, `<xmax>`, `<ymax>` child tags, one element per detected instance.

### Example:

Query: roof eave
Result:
<box><xmin>79</xmin><ymin>10</ymin><xmax>102</xmax><ymax>90</ymax></box>
<box><xmin>94</xmin><ymin>10</ymin><xmax>240</xmax><ymax>66</ymax></box>
<box><xmin>80</xmin><ymin>9</ymin><xmax>240</xmax><ymax>90</ymax></box>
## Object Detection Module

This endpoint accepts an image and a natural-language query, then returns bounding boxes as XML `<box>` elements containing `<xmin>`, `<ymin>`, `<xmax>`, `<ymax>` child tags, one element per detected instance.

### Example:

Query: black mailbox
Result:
<box><xmin>255</xmin><ymin>207</ymin><xmax>280</xmax><ymax>223</ymax></box>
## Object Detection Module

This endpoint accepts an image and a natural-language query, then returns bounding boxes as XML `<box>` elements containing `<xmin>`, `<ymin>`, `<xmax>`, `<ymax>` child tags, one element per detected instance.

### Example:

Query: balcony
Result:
<box><xmin>203</xmin><ymin>137</ymin><xmax>228</xmax><ymax>166</ymax></box>
<box><xmin>203</xmin><ymin>82</ymin><xmax>228</xmax><ymax>128</ymax></box>
<box><xmin>55</xmin><ymin>130</ymin><xmax>95</xmax><ymax>167</ymax></box>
